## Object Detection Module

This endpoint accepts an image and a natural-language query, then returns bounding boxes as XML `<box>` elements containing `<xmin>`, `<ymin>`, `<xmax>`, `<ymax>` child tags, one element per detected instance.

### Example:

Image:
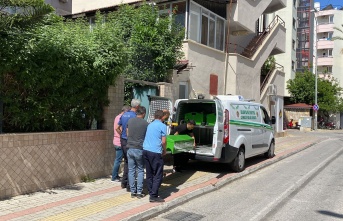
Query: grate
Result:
<box><xmin>163</xmin><ymin>211</ymin><xmax>205</xmax><ymax>221</ymax></box>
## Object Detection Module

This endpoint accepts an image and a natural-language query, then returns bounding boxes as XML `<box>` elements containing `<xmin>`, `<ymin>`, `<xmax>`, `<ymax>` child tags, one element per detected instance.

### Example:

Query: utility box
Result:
<box><xmin>166</xmin><ymin>135</ymin><xmax>194</xmax><ymax>154</ymax></box>
<box><xmin>300</xmin><ymin>116</ymin><xmax>312</xmax><ymax>128</ymax></box>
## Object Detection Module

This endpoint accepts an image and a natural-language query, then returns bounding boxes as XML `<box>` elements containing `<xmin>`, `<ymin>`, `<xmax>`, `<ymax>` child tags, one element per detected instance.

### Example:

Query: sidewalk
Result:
<box><xmin>0</xmin><ymin>131</ymin><xmax>325</xmax><ymax>221</ymax></box>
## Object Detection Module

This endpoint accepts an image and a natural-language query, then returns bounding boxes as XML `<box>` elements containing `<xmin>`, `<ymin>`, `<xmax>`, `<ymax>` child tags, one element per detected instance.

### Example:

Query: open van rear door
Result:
<box><xmin>147</xmin><ymin>96</ymin><xmax>173</xmax><ymax>133</ymax></box>
<box><xmin>213</xmin><ymin>98</ymin><xmax>224</xmax><ymax>159</ymax></box>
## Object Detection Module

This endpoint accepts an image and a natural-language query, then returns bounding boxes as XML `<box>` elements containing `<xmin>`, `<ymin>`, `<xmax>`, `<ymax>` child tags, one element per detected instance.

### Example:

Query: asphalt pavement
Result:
<box><xmin>0</xmin><ymin>129</ymin><xmax>333</xmax><ymax>221</ymax></box>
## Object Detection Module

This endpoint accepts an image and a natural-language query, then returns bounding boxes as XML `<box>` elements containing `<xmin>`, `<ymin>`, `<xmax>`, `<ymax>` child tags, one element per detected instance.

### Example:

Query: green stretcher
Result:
<box><xmin>166</xmin><ymin>135</ymin><xmax>194</xmax><ymax>154</ymax></box>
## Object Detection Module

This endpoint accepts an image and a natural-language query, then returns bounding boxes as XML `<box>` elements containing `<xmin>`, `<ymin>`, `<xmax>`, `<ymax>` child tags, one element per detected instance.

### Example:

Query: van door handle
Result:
<box><xmin>219</xmin><ymin>130</ymin><xmax>223</xmax><ymax>132</ymax></box>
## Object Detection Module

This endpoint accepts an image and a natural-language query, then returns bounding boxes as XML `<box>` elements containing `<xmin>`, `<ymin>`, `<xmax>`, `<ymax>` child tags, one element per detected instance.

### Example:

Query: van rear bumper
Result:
<box><xmin>193</xmin><ymin>144</ymin><xmax>238</xmax><ymax>163</ymax></box>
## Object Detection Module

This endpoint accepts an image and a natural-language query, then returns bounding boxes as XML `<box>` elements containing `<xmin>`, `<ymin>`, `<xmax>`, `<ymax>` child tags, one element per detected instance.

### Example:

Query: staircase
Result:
<box><xmin>240</xmin><ymin>15</ymin><xmax>285</xmax><ymax>59</ymax></box>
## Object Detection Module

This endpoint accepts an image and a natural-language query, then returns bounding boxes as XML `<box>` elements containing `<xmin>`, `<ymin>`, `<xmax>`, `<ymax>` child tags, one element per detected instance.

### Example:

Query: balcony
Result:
<box><xmin>317</xmin><ymin>39</ymin><xmax>334</xmax><ymax>49</ymax></box>
<box><xmin>229</xmin><ymin>0</ymin><xmax>286</xmax><ymax>34</ymax></box>
<box><xmin>317</xmin><ymin>23</ymin><xmax>334</xmax><ymax>33</ymax></box>
<box><xmin>317</xmin><ymin>57</ymin><xmax>333</xmax><ymax>66</ymax></box>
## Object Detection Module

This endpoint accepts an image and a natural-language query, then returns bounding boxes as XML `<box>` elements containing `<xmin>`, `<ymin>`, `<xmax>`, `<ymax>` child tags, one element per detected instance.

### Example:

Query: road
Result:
<box><xmin>151</xmin><ymin>131</ymin><xmax>343</xmax><ymax>221</ymax></box>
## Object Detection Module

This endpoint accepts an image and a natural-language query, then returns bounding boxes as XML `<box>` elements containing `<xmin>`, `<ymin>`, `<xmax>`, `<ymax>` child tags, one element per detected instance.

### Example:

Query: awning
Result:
<box><xmin>284</xmin><ymin>103</ymin><xmax>312</xmax><ymax>109</ymax></box>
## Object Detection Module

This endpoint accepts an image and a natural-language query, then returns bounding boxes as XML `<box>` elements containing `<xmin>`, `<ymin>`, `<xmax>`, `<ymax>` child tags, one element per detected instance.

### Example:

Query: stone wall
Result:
<box><xmin>0</xmin><ymin>77</ymin><xmax>126</xmax><ymax>200</ymax></box>
<box><xmin>0</xmin><ymin>77</ymin><xmax>173</xmax><ymax>199</ymax></box>
<box><xmin>0</xmin><ymin>130</ymin><xmax>109</xmax><ymax>199</ymax></box>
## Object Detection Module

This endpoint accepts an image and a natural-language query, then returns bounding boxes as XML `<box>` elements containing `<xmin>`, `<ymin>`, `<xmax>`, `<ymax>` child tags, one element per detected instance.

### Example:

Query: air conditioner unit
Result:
<box><xmin>267</xmin><ymin>84</ymin><xmax>277</xmax><ymax>95</ymax></box>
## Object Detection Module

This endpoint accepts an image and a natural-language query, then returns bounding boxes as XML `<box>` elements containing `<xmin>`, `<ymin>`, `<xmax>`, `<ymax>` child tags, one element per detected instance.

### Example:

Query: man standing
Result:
<box><xmin>171</xmin><ymin>120</ymin><xmax>196</xmax><ymax>172</ymax></box>
<box><xmin>116</xmin><ymin>99</ymin><xmax>140</xmax><ymax>191</ymax></box>
<box><xmin>111</xmin><ymin>105</ymin><xmax>130</xmax><ymax>182</ymax></box>
<box><xmin>127</xmin><ymin>106</ymin><xmax>148</xmax><ymax>198</ymax></box>
<box><xmin>143</xmin><ymin>110</ymin><xmax>167</xmax><ymax>203</ymax></box>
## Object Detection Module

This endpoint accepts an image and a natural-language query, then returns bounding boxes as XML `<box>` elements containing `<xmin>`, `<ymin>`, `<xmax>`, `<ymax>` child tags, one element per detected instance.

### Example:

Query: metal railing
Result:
<box><xmin>227</xmin><ymin>15</ymin><xmax>285</xmax><ymax>59</ymax></box>
<box><xmin>260</xmin><ymin>63</ymin><xmax>284</xmax><ymax>94</ymax></box>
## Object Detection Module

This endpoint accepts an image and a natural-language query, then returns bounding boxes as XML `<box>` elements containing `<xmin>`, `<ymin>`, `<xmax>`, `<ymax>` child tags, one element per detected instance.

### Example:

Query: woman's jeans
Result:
<box><xmin>127</xmin><ymin>148</ymin><xmax>144</xmax><ymax>194</ymax></box>
<box><xmin>111</xmin><ymin>145</ymin><xmax>123</xmax><ymax>180</ymax></box>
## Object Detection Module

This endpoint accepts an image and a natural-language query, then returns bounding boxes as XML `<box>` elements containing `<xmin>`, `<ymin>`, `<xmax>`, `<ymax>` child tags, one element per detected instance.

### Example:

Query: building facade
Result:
<box><xmin>269</xmin><ymin>0</ymin><xmax>298</xmax><ymax>97</ymax></box>
<box><xmin>47</xmin><ymin>0</ymin><xmax>287</xmax><ymax>131</ymax></box>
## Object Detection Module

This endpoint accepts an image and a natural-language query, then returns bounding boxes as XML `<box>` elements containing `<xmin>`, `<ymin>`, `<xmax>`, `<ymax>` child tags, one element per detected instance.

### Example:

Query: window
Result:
<box><xmin>327</xmin><ymin>66</ymin><xmax>332</xmax><ymax>73</ymax></box>
<box><xmin>328</xmin><ymin>49</ymin><xmax>333</xmax><ymax>57</ymax></box>
<box><xmin>216</xmin><ymin>18</ymin><xmax>225</xmax><ymax>50</ymax></box>
<box><xmin>292</xmin><ymin>39</ymin><xmax>295</xmax><ymax>50</ymax></box>
<box><xmin>89</xmin><ymin>16</ymin><xmax>95</xmax><ymax>31</ymax></box>
<box><xmin>189</xmin><ymin>1</ymin><xmax>226</xmax><ymax>51</ymax></box>
<box><xmin>328</xmin><ymin>32</ymin><xmax>333</xmax><ymax>40</ymax></box>
<box><xmin>201</xmin><ymin>13</ymin><xmax>209</xmax><ymax>45</ymax></box>
<box><xmin>329</xmin><ymin>15</ymin><xmax>334</xmax><ymax>23</ymax></box>
<box><xmin>292</xmin><ymin>61</ymin><xmax>295</xmax><ymax>71</ymax></box>
<box><xmin>189</xmin><ymin>2</ymin><xmax>200</xmax><ymax>42</ymax></box>
<box><xmin>173</xmin><ymin>1</ymin><xmax>186</xmax><ymax>28</ymax></box>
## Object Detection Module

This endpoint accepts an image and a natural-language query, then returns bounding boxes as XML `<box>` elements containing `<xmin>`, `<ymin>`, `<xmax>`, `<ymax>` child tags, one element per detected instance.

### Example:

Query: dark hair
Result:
<box><xmin>121</xmin><ymin>105</ymin><xmax>130</xmax><ymax>112</ymax></box>
<box><xmin>136</xmin><ymin>106</ymin><xmax>146</xmax><ymax>115</ymax></box>
<box><xmin>154</xmin><ymin>110</ymin><xmax>164</xmax><ymax>119</ymax></box>
<box><xmin>188</xmin><ymin>120</ymin><xmax>196</xmax><ymax>125</ymax></box>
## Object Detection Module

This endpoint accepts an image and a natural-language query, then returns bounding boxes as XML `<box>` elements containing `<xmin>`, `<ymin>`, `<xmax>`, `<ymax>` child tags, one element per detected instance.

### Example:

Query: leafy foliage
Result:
<box><xmin>0</xmin><ymin>0</ymin><xmax>55</xmax><ymax>32</ymax></box>
<box><xmin>0</xmin><ymin>2</ymin><xmax>184</xmax><ymax>132</ymax></box>
<box><xmin>287</xmin><ymin>69</ymin><xmax>343</xmax><ymax>112</ymax></box>
<box><xmin>108</xmin><ymin>4</ymin><xmax>184</xmax><ymax>82</ymax></box>
<box><xmin>1</xmin><ymin>8</ymin><xmax>125</xmax><ymax>132</ymax></box>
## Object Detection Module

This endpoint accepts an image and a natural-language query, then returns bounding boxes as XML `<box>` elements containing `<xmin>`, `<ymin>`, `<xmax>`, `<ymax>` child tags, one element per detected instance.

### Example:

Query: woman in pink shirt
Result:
<box><xmin>111</xmin><ymin>105</ymin><xmax>130</xmax><ymax>181</ymax></box>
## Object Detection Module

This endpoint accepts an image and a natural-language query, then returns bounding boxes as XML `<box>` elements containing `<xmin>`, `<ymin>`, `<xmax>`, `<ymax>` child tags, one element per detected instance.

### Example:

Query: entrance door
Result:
<box><xmin>179</xmin><ymin>82</ymin><xmax>188</xmax><ymax>99</ymax></box>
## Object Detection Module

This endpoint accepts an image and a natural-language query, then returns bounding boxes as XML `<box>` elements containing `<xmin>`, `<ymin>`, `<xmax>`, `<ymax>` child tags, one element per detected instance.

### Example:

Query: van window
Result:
<box><xmin>260</xmin><ymin>106</ymin><xmax>271</xmax><ymax>124</ymax></box>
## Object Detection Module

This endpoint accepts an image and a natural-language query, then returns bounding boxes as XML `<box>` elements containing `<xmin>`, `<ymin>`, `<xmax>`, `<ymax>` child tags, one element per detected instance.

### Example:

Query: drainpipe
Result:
<box><xmin>224</xmin><ymin>0</ymin><xmax>233</xmax><ymax>95</ymax></box>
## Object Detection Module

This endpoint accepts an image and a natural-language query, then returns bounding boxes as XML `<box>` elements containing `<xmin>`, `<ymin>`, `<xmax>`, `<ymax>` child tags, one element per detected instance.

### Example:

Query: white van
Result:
<box><xmin>169</xmin><ymin>95</ymin><xmax>275</xmax><ymax>172</ymax></box>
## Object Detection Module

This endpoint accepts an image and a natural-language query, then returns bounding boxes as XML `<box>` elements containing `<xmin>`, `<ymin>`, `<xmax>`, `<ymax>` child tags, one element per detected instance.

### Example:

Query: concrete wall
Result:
<box><xmin>227</xmin><ymin>23</ymin><xmax>286</xmax><ymax>102</ymax></box>
<box><xmin>270</xmin><ymin>1</ymin><xmax>297</xmax><ymax>97</ymax></box>
<box><xmin>231</xmin><ymin>0</ymin><xmax>285</xmax><ymax>34</ymax></box>
<box><xmin>183</xmin><ymin>40</ymin><xmax>226</xmax><ymax>99</ymax></box>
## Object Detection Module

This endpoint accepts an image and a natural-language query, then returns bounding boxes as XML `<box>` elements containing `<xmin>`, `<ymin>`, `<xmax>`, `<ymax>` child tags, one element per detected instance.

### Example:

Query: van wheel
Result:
<box><xmin>264</xmin><ymin>142</ymin><xmax>275</xmax><ymax>158</ymax></box>
<box><xmin>230</xmin><ymin>148</ymin><xmax>245</xmax><ymax>172</ymax></box>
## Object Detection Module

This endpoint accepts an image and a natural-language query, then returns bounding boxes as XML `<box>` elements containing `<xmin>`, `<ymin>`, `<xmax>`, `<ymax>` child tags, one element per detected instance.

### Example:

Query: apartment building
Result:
<box><xmin>48</xmin><ymin>0</ymin><xmax>287</xmax><ymax>132</ymax></box>
<box><xmin>314</xmin><ymin>3</ymin><xmax>343</xmax><ymax>82</ymax></box>
<box><xmin>268</xmin><ymin>0</ymin><xmax>299</xmax><ymax>98</ymax></box>
<box><xmin>314</xmin><ymin>2</ymin><xmax>343</xmax><ymax>128</ymax></box>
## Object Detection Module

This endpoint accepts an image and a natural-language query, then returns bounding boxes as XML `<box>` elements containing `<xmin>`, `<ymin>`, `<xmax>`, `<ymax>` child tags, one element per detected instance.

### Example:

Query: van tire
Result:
<box><xmin>264</xmin><ymin>141</ymin><xmax>275</xmax><ymax>158</ymax></box>
<box><xmin>230</xmin><ymin>148</ymin><xmax>245</xmax><ymax>172</ymax></box>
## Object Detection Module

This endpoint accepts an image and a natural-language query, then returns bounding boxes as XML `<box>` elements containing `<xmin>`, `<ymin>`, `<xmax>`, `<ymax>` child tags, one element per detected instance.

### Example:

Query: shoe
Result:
<box><xmin>149</xmin><ymin>196</ymin><xmax>165</xmax><ymax>203</ymax></box>
<box><xmin>126</xmin><ymin>187</ymin><xmax>130</xmax><ymax>192</ymax></box>
<box><xmin>112</xmin><ymin>176</ymin><xmax>121</xmax><ymax>182</ymax></box>
<box><xmin>173</xmin><ymin>166</ymin><xmax>182</xmax><ymax>173</ymax></box>
<box><xmin>131</xmin><ymin>193</ymin><xmax>137</xmax><ymax>198</ymax></box>
<box><xmin>136</xmin><ymin>193</ymin><xmax>146</xmax><ymax>199</ymax></box>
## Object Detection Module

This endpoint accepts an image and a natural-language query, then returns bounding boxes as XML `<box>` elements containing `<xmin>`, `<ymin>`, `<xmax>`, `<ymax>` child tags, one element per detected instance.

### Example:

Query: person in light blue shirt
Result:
<box><xmin>143</xmin><ymin>110</ymin><xmax>167</xmax><ymax>203</ymax></box>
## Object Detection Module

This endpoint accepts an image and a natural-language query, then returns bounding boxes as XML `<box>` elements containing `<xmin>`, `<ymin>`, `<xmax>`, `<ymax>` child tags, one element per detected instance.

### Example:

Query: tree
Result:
<box><xmin>107</xmin><ymin>3</ymin><xmax>185</xmax><ymax>82</ymax></box>
<box><xmin>1</xmin><ymin>8</ymin><xmax>125</xmax><ymax>132</ymax></box>
<box><xmin>287</xmin><ymin>69</ymin><xmax>343</xmax><ymax>113</ymax></box>
<box><xmin>0</xmin><ymin>0</ymin><xmax>54</xmax><ymax>32</ymax></box>
<box><xmin>0</xmin><ymin>2</ymin><xmax>185</xmax><ymax>132</ymax></box>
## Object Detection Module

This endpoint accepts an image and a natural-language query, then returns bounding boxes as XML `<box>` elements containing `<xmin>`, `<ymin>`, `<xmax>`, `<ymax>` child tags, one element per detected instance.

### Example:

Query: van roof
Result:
<box><xmin>215</xmin><ymin>95</ymin><xmax>245</xmax><ymax>101</ymax></box>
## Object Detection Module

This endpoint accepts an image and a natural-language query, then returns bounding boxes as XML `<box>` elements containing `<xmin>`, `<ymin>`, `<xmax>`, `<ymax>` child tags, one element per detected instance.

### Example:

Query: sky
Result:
<box><xmin>316</xmin><ymin>0</ymin><xmax>343</xmax><ymax>9</ymax></box>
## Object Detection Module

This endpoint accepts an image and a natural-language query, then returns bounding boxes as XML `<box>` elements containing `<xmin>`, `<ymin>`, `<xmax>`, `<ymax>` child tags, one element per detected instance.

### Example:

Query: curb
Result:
<box><xmin>125</xmin><ymin>138</ymin><xmax>326</xmax><ymax>221</ymax></box>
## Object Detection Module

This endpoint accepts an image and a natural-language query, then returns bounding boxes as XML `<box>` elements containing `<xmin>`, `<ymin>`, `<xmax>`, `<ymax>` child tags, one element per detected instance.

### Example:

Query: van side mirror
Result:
<box><xmin>271</xmin><ymin>116</ymin><xmax>276</xmax><ymax>124</ymax></box>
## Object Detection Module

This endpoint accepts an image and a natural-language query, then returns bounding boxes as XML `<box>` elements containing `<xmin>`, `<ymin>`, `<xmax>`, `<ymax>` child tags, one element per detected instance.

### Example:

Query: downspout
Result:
<box><xmin>224</xmin><ymin>0</ymin><xmax>233</xmax><ymax>95</ymax></box>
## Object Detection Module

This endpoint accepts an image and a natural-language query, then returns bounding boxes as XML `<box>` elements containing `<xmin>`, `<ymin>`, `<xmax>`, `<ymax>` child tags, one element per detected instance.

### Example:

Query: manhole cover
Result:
<box><xmin>163</xmin><ymin>211</ymin><xmax>205</xmax><ymax>221</ymax></box>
